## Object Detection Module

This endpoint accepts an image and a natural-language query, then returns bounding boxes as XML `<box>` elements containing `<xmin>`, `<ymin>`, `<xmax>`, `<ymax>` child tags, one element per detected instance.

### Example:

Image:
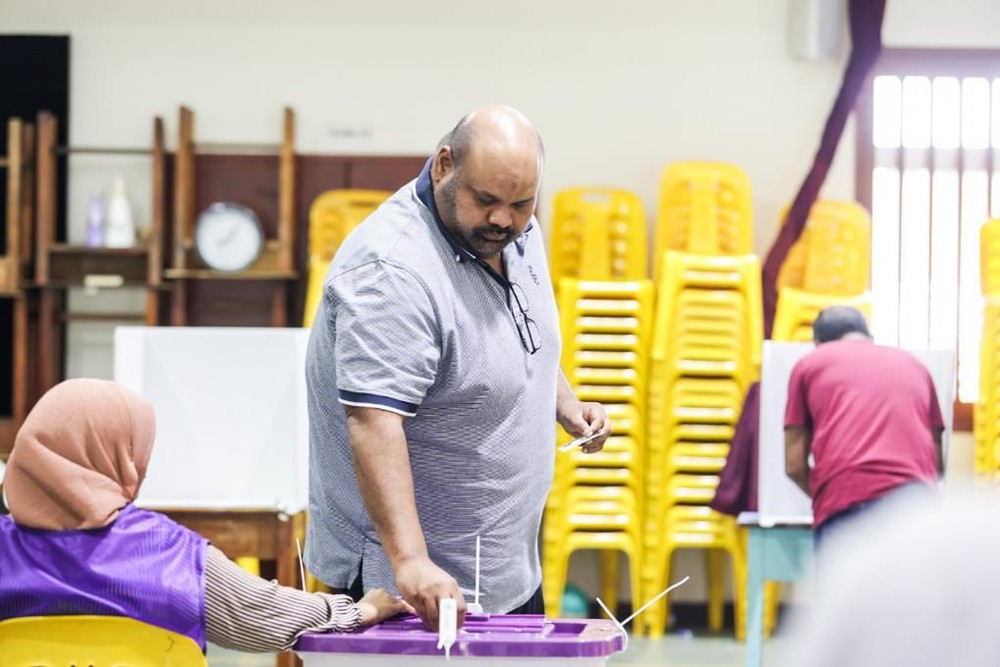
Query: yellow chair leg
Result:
<box><xmin>234</xmin><ymin>557</ymin><xmax>260</xmax><ymax>576</ymax></box>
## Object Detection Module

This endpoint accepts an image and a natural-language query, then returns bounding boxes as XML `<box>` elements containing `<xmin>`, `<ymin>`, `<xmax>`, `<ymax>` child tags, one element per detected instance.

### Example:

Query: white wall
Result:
<box><xmin>3</xmin><ymin>0</ymin><xmax>998</xmax><ymax>607</ymax></box>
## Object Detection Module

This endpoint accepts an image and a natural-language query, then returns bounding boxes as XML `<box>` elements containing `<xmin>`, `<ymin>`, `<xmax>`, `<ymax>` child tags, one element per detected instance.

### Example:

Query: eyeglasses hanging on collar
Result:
<box><xmin>506</xmin><ymin>281</ymin><xmax>541</xmax><ymax>355</ymax></box>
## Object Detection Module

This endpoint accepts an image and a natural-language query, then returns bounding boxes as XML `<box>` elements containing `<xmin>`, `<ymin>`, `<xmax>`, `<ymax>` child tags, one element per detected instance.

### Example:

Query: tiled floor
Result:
<box><xmin>208</xmin><ymin>633</ymin><xmax>790</xmax><ymax>667</ymax></box>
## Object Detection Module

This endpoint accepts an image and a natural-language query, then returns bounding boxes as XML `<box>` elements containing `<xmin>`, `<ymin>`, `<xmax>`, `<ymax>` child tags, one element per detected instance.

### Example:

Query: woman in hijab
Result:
<box><xmin>0</xmin><ymin>379</ymin><xmax>412</xmax><ymax>653</ymax></box>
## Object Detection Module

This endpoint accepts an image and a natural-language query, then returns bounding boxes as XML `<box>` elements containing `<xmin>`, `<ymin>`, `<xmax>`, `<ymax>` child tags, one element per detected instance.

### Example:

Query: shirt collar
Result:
<box><xmin>415</xmin><ymin>157</ymin><xmax>535</xmax><ymax>265</ymax></box>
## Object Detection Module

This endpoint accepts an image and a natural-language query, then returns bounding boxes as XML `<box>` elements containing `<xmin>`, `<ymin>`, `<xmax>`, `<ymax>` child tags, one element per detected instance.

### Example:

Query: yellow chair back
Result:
<box><xmin>303</xmin><ymin>189</ymin><xmax>391</xmax><ymax>327</ymax></box>
<box><xmin>0</xmin><ymin>615</ymin><xmax>206</xmax><ymax>667</ymax></box>
<box><xmin>777</xmin><ymin>200</ymin><xmax>871</xmax><ymax>295</ymax></box>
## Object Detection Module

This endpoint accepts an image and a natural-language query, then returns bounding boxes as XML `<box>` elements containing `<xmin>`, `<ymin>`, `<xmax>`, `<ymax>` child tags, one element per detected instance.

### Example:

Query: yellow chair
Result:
<box><xmin>981</xmin><ymin>219</ymin><xmax>1000</xmax><ymax>297</ymax></box>
<box><xmin>976</xmin><ymin>298</ymin><xmax>1000</xmax><ymax>477</ymax></box>
<box><xmin>303</xmin><ymin>189</ymin><xmax>391</xmax><ymax>327</ymax></box>
<box><xmin>549</xmin><ymin>188</ymin><xmax>649</xmax><ymax>283</ymax></box>
<box><xmin>654</xmin><ymin>162</ymin><xmax>754</xmax><ymax>280</ymax></box>
<box><xmin>777</xmin><ymin>200</ymin><xmax>871</xmax><ymax>296</ymax></box>
<box><xmin>772</xmin><ymin>288</ymin><xmax>872</xmax><ymax>343</ymax></box>
<box><xmin>0</xmin><ymin>616</ymin><xmax>206</xmax><ymax>667</ymax></box>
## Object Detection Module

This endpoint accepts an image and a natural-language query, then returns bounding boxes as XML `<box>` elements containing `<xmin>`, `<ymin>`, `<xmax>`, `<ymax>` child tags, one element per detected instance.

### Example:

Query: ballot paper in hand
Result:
<box><xmin>558</xmin><ymin>431</ymin><xmax>602</xmax><ymax>452</ymax></box>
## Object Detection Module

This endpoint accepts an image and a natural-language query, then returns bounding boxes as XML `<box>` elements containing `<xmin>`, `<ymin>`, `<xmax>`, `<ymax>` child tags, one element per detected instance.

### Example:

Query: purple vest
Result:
<box><xmin>0</xmin><ymin>504</ymin><xmax>207</xmax><ymax>650</ymax></box>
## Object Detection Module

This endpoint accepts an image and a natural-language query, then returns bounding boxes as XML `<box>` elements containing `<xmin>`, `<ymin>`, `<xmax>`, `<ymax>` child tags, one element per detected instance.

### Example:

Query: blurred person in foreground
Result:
<box><xmin>787</xmin><ymin>489</ymin><xmax>1000</xmax><ymax>666</ymax></box>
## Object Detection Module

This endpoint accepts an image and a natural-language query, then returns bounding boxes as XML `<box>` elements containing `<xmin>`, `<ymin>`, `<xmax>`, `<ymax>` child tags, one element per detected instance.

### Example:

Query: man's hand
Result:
<box><xmin>395</xmin><ymin>556</ymin><xmax>466</xmax><ymax>631</ymax></box>
<box><xmin>556</xmin><ymin>397</ymin><xmax>611</xmax><ymax>454</ymax></box>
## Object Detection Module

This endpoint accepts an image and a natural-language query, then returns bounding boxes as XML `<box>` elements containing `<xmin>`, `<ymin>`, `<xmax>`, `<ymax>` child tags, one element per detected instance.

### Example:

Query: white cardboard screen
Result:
<box><xmin>114</xmin><ymin>327</ymin><xmax>311</xmax><ymax>512</ymax></box>
<box><xmin>758</xmin><ymin>341</ymin><xmax>955</xmax><ymax>527</ymax></box>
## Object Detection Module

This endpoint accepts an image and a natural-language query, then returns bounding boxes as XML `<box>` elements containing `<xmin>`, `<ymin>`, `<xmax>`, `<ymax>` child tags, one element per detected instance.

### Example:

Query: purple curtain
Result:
<box><xmin>713</xmin><ymin>1</ymin><xmax>889</xmax><ymax>515</ymax></box>
<box><xmin>761</xmin><ymin>0</ymin><xmax>888</xmax><ymax>338</ymax></box>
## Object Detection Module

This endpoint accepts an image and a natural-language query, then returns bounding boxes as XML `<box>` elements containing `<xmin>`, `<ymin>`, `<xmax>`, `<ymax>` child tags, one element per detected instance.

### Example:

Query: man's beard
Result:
<box><xmin>438</xmin><ymin>177</ymin><xmax>515</xmax><ymax>257</ymax></box>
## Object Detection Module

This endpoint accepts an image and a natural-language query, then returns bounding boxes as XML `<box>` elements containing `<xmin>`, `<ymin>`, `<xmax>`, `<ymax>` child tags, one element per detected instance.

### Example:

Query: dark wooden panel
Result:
<box><xmin>348</xmin><ymin>155</ymin><xmax>427</xmax><ymax>190</ymax></box>
<box><xmin>195</xmin><ymin>154</ymin><xmax>280</xmax><ymax>237</ymax></box>
<box><xmin>47</xmin><ymin>247</ymin><xmax>149</xmax><ymax>285</ymax></box>
<box><xmin>184</xmin><ymin>280</ymin><xmax>284</xmax><ymax>327</ymax></box>
<box><xmin>0</xmin><ymin>416</ymin><xmax>13</xmax><ymax>458</ymax></box>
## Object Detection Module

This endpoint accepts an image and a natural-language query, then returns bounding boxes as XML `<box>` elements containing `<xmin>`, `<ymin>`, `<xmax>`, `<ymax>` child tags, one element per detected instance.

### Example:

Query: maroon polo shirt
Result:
<box><xmin>785</xmin><ymin>338</ymin><xmax>943</xmax><ymax>528</ymax></box>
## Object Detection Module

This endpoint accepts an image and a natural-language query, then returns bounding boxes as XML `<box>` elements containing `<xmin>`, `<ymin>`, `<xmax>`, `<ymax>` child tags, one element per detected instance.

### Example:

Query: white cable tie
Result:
<box><xmin>595</xmin><ymin>576</ymin><xmax>691</xmax><ymax>652</ymax></box>
<box><xmin>438</xmin><ymin>597</ymin><xmax>457</xmax><ymax>660</ymax></box>
<box><xmin>295</xmin><ymin>537</ymin><xmax>307</xmax><ymax>592</ymax></box>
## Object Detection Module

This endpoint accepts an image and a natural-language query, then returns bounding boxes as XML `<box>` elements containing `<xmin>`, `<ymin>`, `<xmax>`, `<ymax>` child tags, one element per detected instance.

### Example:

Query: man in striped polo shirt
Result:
<box><xmin>305</xmin><ymin>106</ymin><xmax>610</xmax><ymax>630</ymax></box>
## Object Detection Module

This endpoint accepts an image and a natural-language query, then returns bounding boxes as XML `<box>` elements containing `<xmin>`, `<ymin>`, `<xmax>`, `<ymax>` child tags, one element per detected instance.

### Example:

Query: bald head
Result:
<box><xmin>431</xmin><ymin>106</ymin><xmax>544</xmax><ymax>264</ymax></box>
<box><xmin>439</xmin><ymin>105</ymin><xmax>545</xmax><ymax>171</ymax></box>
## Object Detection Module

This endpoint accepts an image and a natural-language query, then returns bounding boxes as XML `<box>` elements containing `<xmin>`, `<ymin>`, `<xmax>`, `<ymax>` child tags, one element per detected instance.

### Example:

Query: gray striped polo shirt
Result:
<box><xmin>304</xmin><ymin>161</ymin><xmax>560</xmax><ymax>613</ymax></box>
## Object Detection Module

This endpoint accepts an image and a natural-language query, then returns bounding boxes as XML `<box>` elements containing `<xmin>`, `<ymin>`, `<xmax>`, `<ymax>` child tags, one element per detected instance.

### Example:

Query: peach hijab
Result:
<box><xmin>4</xmin><ymin>379</ymin><xmax>155</xmax><ymax>530</ymax></box>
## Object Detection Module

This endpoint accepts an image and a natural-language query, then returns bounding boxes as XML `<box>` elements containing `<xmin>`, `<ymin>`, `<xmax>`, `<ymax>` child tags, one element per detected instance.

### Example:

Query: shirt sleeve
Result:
<box><xmin>203</xmin><ymin>545</ymin><xmax>362</xmax><ymax>653</ymax></box>
<box><xmin>784</xmin><ymin>359</ymin><xmax>811</xmax><ymax>428</ymax></box>
<box><xmin>328</xmin><ymin>260</ymin><xmax>440</xmax><ymax>417</ymax></box>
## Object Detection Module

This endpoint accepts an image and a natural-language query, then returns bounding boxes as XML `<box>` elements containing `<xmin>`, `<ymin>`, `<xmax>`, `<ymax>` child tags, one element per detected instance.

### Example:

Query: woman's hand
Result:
<box><xmin>357</xmin><ymin>588</ymin><xmax>416</xmax><ymax>625</ymax></box>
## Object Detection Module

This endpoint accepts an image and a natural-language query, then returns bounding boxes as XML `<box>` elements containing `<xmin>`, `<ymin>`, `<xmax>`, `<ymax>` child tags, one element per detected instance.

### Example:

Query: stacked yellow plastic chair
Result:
<box><xmin>542</xmin><ymin>279</ymin><xmax>654</xmax><ymax>628</ymax></box>
<box><xmin>549</xmin><ymin>188</ymin><xmax>649</xmax><ymax>284</ymax></box>
<box><xmin>772</xmin><ymin>200</ymin><xmax>873</xmax><ymax>342</ymax></box>
<box><xmin>975</xmin><ymin>219</ymin><xmax>1000</xmax><ymax>477</ymax></box>
<box><xmin>303</xmin><ymin>189</ymin><xmax>390</xmax><ymax>327</ymax></box>
<box><xmin>0</xmin><ymin>615</ymin><xmax>207</xmax><ymax>667</ymax></box>
<box><xmin>640</xmin><ymin>251</ymin><xmax>763</xmax><ymax>638</ymax></box>
<box><xmin>653</xmin><ymin>162</ymin><xmax>754</xmax><ymax>279</ymax></box>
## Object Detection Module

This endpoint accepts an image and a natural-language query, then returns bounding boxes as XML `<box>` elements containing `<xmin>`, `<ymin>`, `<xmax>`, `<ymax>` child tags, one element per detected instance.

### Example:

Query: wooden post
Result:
<box><xmin>34</xmin><ymin>112</ymin><xmax>56</xmax><ymax>286</ymax></box>
<box><xmin>278</xmin><ymin>107</ymin><xmax>295</xmax><ymax>273</ymax></box>
<box><xmin>12</xmin><ymin>299</ymin><xmax>28</xmax><ymax>426</ymax></box>
<box><xmin>147</xmin><ymin>116</ymin><xmax>165</xmax><ymax>326</ymax></box>
<box><xmin>4</xmin><ymin>118</ymin><xmax>22</xmax><ymax>293</ymax></box>
<box><xmin>173</xmin><ymin>107</ymin><xmax>194</xmax><ymax>271</ymax></box>
<box><xmin>19</xmin><ymin>122</ymin><xmax>35</xmax><ymax>269</ymax></box>
<box><xmin>170</xmin><ymin>280</ymin><xmax>187</xmax><ymax>326</ymax></box>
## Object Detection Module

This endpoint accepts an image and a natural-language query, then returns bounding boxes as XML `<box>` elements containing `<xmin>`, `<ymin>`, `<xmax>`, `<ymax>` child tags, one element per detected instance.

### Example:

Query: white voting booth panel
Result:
<box><xmin>114</xmin><ymin>327</ymin><xmax>311</xmax><ymax>512</ymax></box>
<box><xmin>758</xmin><ymin>341</ymin><xmax>955</xmax><ymax>527</ymax></box>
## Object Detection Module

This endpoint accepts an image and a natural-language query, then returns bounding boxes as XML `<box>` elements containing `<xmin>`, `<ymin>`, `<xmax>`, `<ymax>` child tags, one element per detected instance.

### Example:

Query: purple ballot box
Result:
<box><xmin>295</xmin><ymin>614</ymin><xmax>626</xmax><ymax>666</ymax></box>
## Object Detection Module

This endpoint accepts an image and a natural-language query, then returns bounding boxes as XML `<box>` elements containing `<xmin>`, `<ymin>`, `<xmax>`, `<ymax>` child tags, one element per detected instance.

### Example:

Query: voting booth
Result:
<box><xmin>757</xmin><ymin>341</ymin><xmax>956</xmax><ymax>526</ymax></box>
<box><xmin>114</xmin><ymin>326</ymin><xmax>311</xmax><ymax>512</ymax></box>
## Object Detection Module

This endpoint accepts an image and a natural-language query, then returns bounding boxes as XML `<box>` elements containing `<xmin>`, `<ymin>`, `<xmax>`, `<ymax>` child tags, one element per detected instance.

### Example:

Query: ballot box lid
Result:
<box><xmin>295</xmin><ymin>614</ymin><xmax>625</xmax><ymax>658</ymax></box>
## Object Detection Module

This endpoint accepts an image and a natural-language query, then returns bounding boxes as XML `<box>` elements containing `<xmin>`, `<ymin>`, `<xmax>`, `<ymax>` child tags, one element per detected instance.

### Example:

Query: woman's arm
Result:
<box><xmin>203</xmin><ymin>544</ymin><xmax>362</xmax><ymax>652</ymax></box>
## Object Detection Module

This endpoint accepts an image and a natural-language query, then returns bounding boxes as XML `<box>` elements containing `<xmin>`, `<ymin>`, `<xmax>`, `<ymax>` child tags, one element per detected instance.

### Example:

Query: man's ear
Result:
<box><xmin>432</xmin><ymin>146</ymin><xmax>454</xmax><ymax>184</ymax></box>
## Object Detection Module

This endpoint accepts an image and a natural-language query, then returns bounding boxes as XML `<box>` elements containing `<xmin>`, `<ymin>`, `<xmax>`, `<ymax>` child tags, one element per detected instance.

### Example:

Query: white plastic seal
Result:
<box><xmin>437</xmin><ymin>597</ymin><xmax>458</xmax><ymax>659</ymax></box>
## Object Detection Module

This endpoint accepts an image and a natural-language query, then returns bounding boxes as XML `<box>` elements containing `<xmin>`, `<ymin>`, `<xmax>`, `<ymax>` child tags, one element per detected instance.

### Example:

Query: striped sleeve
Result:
<box><xmin>203</xmin><ymin>545</ymin><xmax>361</xmax><ymax>652</ymax></box>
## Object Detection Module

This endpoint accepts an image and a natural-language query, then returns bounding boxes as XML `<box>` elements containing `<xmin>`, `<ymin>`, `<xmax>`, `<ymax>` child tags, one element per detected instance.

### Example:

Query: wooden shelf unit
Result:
<box><xmin>169</xmin><ymin>106</ymin><xmax>298</xmax><ymax>327</ymax></box>
<box><xmin>33</xmin><ymin>111</ymin><xmax>167</xmax><ymax>395</ymax></box>
<box><xmin>0</xmin><ymin>117</ymin><xmax>37</xmax><ymax>458</ymax></box>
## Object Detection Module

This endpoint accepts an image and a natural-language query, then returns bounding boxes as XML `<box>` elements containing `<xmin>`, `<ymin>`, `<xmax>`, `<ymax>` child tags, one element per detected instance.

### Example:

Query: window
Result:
<box><xmin>857</xmin><ymin>49</ymin><xmax>1000</xmax><ymax>405</ymax></box>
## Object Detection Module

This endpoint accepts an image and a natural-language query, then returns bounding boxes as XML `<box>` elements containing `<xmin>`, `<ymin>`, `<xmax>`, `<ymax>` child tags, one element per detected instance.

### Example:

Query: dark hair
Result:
<box><xmin>813</xmin><ymin>306</ymin><xmax>872</xmax><ymax>344</ymax></box>
<box><xmin>438</xmin><ymin>116</ymin><xmax>478</xmax><ymax>170</ymax></box>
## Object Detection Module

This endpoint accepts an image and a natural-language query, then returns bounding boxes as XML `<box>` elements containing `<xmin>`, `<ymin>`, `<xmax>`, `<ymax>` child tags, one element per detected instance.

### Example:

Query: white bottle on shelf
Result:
<box><xmin>104</xmin><ymin>175</ymin><xmax>136</xmax><ymax>247</ymax></box>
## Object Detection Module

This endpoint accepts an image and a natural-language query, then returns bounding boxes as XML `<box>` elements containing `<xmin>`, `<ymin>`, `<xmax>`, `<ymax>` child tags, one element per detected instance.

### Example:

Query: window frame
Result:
<box><xmin>855</xmin><ymin>47</ymin><xmax>1000</xmax><ymax>431</ymax></box>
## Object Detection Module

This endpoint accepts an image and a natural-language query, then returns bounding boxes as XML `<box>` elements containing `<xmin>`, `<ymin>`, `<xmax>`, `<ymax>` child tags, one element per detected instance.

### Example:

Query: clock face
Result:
<box><xmin>194</xmin><ymin>203</ymin><xmax>265</xmax><ymax>272</ymax></box>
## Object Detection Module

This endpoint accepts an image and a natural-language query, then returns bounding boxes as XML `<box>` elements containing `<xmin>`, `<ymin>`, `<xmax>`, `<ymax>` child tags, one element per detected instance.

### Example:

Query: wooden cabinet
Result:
<box><xmin>166</xmin><ymin>106</ymin><xmax>298</xmax><ymax>326</ymax></box>
<box><xmin>0</xmin><ymin>117</ymin><xmax>36</xmax><ymax>457</ymax></box>
<box><xmin>32</xmin><ymin>112</ymin><xmax>167</xmax><ymax>397</ymax></box>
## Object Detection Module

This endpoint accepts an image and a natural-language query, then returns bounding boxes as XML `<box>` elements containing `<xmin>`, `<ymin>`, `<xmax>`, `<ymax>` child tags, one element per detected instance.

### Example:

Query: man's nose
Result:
<box><xmin>489</xmin><ymin>208</ymin><xmax>512</xmax><ymax>227</ymax></box>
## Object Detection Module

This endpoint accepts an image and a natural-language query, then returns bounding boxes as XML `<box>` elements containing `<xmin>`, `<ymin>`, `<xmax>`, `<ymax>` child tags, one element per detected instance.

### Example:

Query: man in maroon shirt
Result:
<box><xmin>784</xmin><ymin>307</ymin><xmax>944</xmax><ymax>549</ymax></box>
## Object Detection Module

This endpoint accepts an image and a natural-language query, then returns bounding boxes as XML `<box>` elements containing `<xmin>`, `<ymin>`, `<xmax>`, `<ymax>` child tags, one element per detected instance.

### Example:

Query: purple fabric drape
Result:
<box><xmin>761</xmin><ymin>0</ymin><xmax>888</xmax><ymax>338</ymax></box>
<box><xmin>713</xmin><ymin>1</ymin><xmax>888</xmax><ymax>514</ymax></box>
<box><xmin>710</xmin><ymin>382</ymin><xmax>760</xmax><ymax>516</ymax></box>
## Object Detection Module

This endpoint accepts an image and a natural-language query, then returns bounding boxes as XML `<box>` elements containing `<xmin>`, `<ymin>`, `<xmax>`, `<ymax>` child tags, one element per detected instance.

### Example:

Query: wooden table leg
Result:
<box><xmin>277</xmin><ymin>512</ymin><xmax>305</xmax><ymax>667</ymax></box>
